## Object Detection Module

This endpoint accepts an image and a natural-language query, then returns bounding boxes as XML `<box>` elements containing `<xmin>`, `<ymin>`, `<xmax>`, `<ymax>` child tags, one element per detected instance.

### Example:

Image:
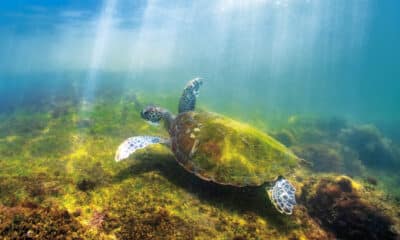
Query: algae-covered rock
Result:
<box><xmin>0</xmin><ymin>203</ymin><xmax>87</xmax><ymax>239</ymax></box>
<box><xmin>339</xmin><ymin>125</ymin><xmax>399</xmax><ymax>167</ymax></box>
<box><xmin>301</xmin><ymin>176</ymin><xmax>399</xmax><ymax>240</ymax></box>
<box><xmin>2</xmin><ymin>87</ymin><xmax>400</xmax><ymax>240</ymax></box>
<box><xmin>292</xmin><ymin>144</ymin><xmax>344</xmax><ymax>173</ymax></box>
<box><xmin>170</xmin><ymin>111</ymin><xmax>300</xmax><ymax>186</ymax></box>
<box><xmin>272</xmin><ymin>129</ymin><xmax>297</xmax><ymax>147</ymax></box>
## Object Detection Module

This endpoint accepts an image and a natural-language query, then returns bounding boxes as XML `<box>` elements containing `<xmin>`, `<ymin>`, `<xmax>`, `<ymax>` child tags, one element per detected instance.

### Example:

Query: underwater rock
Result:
<box><xmin>72</xmin><ymin>208</ymin><xmax>82</xmax><ymax>217</ymax></box>
<box><xmin>286</xmin><ymin>116</ymin><xmax>347</xmax><ymax>144</ymax></box>
<box><xmin>76</xmin><ymin>179</ymin><xmax>96</xmax><ymax>192</ymax></box>
<box><xmin>339</xmin><ymin>125</ymin><xmax>399</xmax><ymax>167</ymax></box>
<box><xmin>365</xmin><ymin>176</ymin><xmax>378</xmax><ymax>186</ymax></box>
<box><xmin>232</xmin><ymin>236</ymin><xmax>246</xmax><ymax>240</ymax></box>
<box><xmin>315</xmin><ymin>117</ymin><xmax>348</xmax><ymax>137</ymax></box>
<box><xmin>0</xmin><ymin>135</ymin><xmax>27</xmax><ymax>157</ymax></box>
<box><xmin>115</xmin><ymin>207</ymin><xmax>197</xmax><ymax>240</ymax></box>
<box><xmin>2</xmin><ymin>94</ymin><xmax>400</xmax><ymax>239</ymax></box>
<box><xmin>0</xmin><ymin>114</ymin><xmax>48</xmax><ymax>137</ymax></box>
<box><xmin>0</xmin><ymin>204</ymin><xmax>86</xmax><ymax>239</ymax></box>
<box><xmin>273</xmin><ymin>129</ymin><xmax>296</xmax><ymax>147</ymax></box>
<box><xmin>292</xmin><ymin>144</ymin><xmax>344</xmax><ymax>173</ymax></box>
<box><xmin>30</xmin><ymin>135</ymin><xmax>71</xmax><ymax>158</ymax></box>
<box><xmin>75</xmin><ymin>162</ymin><xmax>111</xmax><ymax>192</ymax></box>
<box><xmin>0</xmin><ymin>174</ymin><xmax>62</xmax><ymax>205</ymax></box>
<box><xmin>89</xmin><ymin>210</ymin><xmax>107</xmax><ymax>229</ymax></box>
<box><xmin>301</xmin><ymin>176</ymin><xmax>399</xmax><ymax>240</ymax></box>
<box><xmin>340</xmin><ymin>146</ymin><xmax>366</xmax><ymax>177</ymax></box>
<box><xmin>0</xmin><ymin>177</ymin><xmax>22</xmax><ymax>206</ymax></box>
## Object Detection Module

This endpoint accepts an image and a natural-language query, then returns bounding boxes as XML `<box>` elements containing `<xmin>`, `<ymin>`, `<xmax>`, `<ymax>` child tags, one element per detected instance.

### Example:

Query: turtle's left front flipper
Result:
<box><xmin>267</xmin><ymin>177</ymin><xmax>297</xmax><ymax>215</ymax></box>
<box><xmin>178</xmin><ymin>77</ymin><xmax>203</xmax><ymax>113</ymax></box>
<box><xmin>115</xmin><ymin>136</ymin><xmax>168</xmax><ymax>162</ymax></box>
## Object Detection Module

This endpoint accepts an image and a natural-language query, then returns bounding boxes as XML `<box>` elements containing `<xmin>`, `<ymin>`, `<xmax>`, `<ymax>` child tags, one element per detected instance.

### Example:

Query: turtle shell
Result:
<box><xmin>169</xmin><ymin>111</ymin><xmax>300</xmax><ymax>187</ymax></box>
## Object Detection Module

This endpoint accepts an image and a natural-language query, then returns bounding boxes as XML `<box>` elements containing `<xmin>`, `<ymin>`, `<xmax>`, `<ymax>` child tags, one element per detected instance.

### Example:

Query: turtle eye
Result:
<box><xmin>140</xmin><ymin>107</ymin><xmax>153</xmax><ymax>121</ymax></box>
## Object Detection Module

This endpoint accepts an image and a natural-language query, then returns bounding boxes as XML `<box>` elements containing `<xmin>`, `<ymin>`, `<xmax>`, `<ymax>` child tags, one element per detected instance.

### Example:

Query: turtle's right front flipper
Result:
<box><xmin>178</xmin><ymin>77</ymin><xmax>203</xmax><ymax>113</ymax></box>
<box><xmin>115</xmin><ymin>136</ymin><xmax>168</xmax><ymax>162</ymax></box>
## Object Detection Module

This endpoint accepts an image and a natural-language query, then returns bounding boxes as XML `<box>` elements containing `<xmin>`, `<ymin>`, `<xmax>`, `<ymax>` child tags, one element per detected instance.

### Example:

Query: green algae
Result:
<box><xmin>292</xmin><ymin>144</ymin><xmax>345</xmax><ymax>173</ymax></box>
<box><xmin>170</xmin><ymin>111</ymin><xmax>299</xmax><ymax>186</ymax></box>
<box><xmin>0</xmin><ymin>94</ymin><xmax>399</xmax><ymax>240</ymax></box>
<box><xmin>0</xmin><ymin>202</ymin><xmax>97</xmax><ymax>239</ymax></box>
<box><xmin>274</xmin><ymin>115</ymin><xmax>400</xmax><ymax>200</ymax></box>
<box><xmin>300</xmin><ymin>175</ymin><xmax>399</xmax><ymax>240</ymax></box>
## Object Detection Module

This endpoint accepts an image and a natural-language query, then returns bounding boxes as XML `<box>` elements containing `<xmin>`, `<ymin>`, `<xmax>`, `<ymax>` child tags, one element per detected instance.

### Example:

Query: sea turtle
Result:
<box><xmin>115</xmin><ymin>78</ymin><xmax>299</xmax><ymax>215</ymax></box>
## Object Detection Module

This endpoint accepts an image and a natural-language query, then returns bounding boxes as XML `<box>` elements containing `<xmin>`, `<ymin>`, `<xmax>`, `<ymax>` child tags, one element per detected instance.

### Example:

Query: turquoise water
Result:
<box><xmin>0</xmin><ymin>1</ymin><xmax>399</xmax><ymax>239</ymax></box>
<box><xmin>1</xmin><ymin>1</ymin><xmax>399</xmax><ymax>123</ymax></box>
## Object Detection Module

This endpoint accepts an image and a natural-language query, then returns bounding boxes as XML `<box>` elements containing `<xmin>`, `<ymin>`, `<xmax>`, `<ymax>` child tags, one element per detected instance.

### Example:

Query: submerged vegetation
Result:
<box><xmin>301</xmin><ymin>176</ymin><xmax>398</xmax><ymax>240</ymax></box>
<box><xmin>0</xmin><ymin>203</ymin><xmax>87</xmax><ymax>239</ymax></box>
<box><xmin>0</xmin><ymin>86</ymin><xmax>399</xmax><ymax>239</ymax></box>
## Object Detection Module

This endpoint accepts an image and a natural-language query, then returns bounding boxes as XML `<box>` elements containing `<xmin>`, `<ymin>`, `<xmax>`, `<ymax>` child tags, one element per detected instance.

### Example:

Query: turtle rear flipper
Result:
<box><xmin>267</xmin><ymin>177</ymin><xmax>296</xmax><ymax>215</ymax></box>
<box><xmin>178</xmin><ymin>77</ymin><xmax>203</xmax><ymax>113</ymax></box>
<box><xmin>115</xmin><ymin>136</ymin><xmax>168</xmax><ymax>162</ymax></box>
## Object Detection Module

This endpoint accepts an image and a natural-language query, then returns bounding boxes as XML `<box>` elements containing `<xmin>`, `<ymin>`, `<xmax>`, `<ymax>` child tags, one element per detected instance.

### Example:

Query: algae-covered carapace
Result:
<box><xmin>0</xmin><ymin>1</ymin><xmax>400</xmax><ymax>239</ymax></box>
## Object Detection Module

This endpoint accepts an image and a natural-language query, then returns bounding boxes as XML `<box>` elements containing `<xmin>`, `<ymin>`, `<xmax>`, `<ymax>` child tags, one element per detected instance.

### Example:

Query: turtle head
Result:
<box><xmin>141</xmin><ymin>105</ymin><xmax>165</xmax><ymax>125</ymax></box>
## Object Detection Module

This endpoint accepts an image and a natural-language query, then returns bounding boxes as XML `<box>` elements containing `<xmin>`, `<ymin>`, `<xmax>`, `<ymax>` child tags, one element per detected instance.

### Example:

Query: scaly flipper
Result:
<box><xmin>178</xmin><ymin>77</ymin><xmax>203</xmax><ymax>113</ymax></box>
<box><xmin>267</xmin><ymin>177</ymin><xmax>296</xmax><ymax>215</ymax></box>
<box><xmin>115</xmin><ymin>136</ymin><xmax>168</xmax><ymax>162</ymax></box>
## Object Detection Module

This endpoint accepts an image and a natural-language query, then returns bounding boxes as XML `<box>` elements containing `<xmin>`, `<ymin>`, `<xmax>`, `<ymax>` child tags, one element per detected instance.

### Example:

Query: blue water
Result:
<box><xmin>0</xmin><ymin>1</ymin><xmax>399</xmax><ymax>239</ymax></box>
<box><xmin>1</xmin><ymin>1</ymin><xmax>399</xmax><ymax>125</ymax></box>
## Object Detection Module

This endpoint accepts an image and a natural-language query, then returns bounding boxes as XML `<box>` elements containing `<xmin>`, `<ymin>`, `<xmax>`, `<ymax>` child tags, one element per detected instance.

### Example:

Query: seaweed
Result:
<box><xmin>314</xmin><ymin>117</ymin><xmax>348</xmax><ymax>137</ymax></box>
<box><xmin>285</xmin><ymin>116</ymin><xmax>347</xmax><ymax>144</ymax></box>
<box><xmin>89</xmin><ymin>210</ymin><xmax>107</xmax><ymax>229</ymax></box>
<box><xmin>114</xmin><ymin>207</ymin><xmax>197</xmax><ymax>240</ymax></box>
<box><xmin>76</xmin><ymin>179</ymin><xmax>97</xmax><ymax>192</ymax></box>
<box><xmin>0</xmin><ymin>204</ymin><xmax>87</xmax><ymax>239</ymax></box>
<box><xmin>75</xmin><ymin>162</ymin><xmax>112</xmax><ymax>192</ymax></box>
<box><xmin>302</xmin><ymin>176</ymin><xmax>399</xmax><ymax>240</ymax></box>
<box><xmin>340</xmin><ymin>125</ymin><xmax>399</xmax><ymax>167</ymax></box>
<box><xmin>0</xmin><ymin>135</ymin><xmax>27</xmax><ymax>157</ymax></box>
<box><xmin>272</xmin><ymin>129</ymin><xmax>296</xmax><ymax>147</ymax></box>
<box><xmin>29</xmin><ymin>135</ymin><xmax>72</xmax><ymax>158</ymax></box>
<box><xmin>0</xmin><ymin>113</ymin><xmax>49</xmax><ymax>138</ymax></box>
<box><xmin>292</xmin><ymin>144</ymin><xmax>343</xmax><ymax>173</ymax></box>
<box><xmin>1</xmin><ymin>90</ymin><xmax>399</xmax><ymax>240</ymax></box>
<box><xmin>365</xmin><ymin>176</ymin><xmax>378</xmax><ymax>186</ymax></box>
<box><xmin>0</xmin><ymin>174</ymin><xmax>63</xmax><ymax>207</ymax></box>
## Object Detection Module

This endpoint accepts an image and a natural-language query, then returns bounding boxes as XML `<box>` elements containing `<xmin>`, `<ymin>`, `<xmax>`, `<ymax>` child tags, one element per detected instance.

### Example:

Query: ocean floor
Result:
<box><xmin>0</xmin><ymin>89</ymin><xmax>399</xmax><ymax>240</ymax></box>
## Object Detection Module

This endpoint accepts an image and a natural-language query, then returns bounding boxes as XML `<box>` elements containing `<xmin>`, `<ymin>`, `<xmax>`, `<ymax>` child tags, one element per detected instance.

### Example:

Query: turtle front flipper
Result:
<box><xmin>178</xmin><ymin>77</ymin><xmax>203</xmax><ymax>113</ymax></box>
<box><xmin>115</xmin><ymin>136</ymin><xmax>168</xmax><ymax>162</ymax></box>
<box><xmin>267</xmin><ymin>177</ymin><xmax>296</xmax><ymax>215</ymax></box>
